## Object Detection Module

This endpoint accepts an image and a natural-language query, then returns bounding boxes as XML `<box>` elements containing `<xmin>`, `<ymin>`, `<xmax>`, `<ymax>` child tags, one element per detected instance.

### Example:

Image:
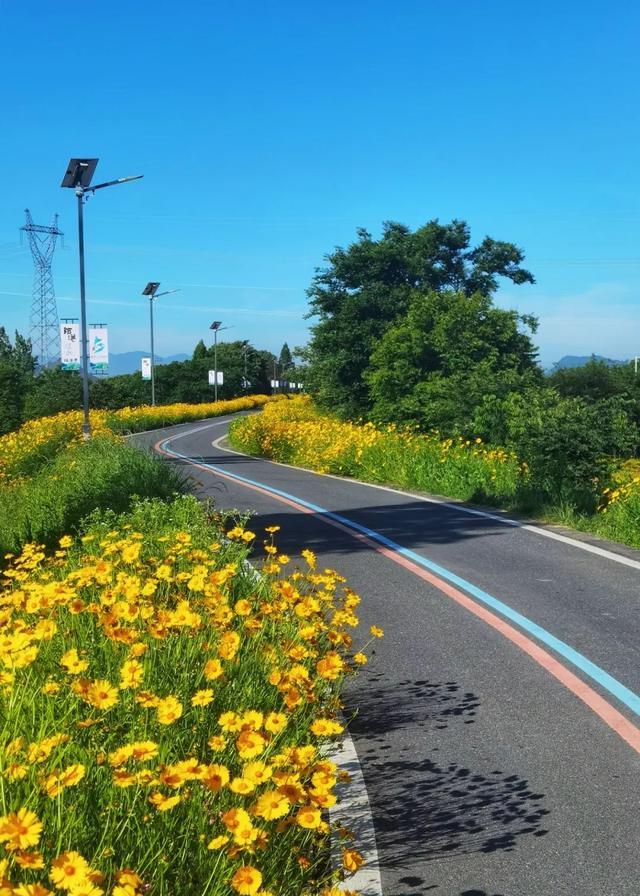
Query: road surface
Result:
<box><xmin>133</xmin><ymin>415</ymin><xmax>640</xmax><ymax>896</ymax></box>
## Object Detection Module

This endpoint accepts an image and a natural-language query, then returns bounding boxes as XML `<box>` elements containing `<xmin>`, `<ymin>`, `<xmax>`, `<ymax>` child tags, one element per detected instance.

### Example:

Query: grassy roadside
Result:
<box><xmin>0</xmin><ymin>436</ymin><xmax>183</xmax><ymax>557</ymax></box>
<box><xmin>0</xmin><ymin>397</ymin><xmax>377</xmax><ymax>894</ymax></box>
<box><xmin>228</xmin><ymin>397</ymin><xmax>640</xmax><ymax>551</ymax></box>
<box><xmin>0</xmin><ymin>395</ymin><xmax>283</xmax><ymax>486</ymax></box>
<box><xmin>0</xmin><ymin>395</ymin><xmax>284</xmax><ymax>560</ymax></box>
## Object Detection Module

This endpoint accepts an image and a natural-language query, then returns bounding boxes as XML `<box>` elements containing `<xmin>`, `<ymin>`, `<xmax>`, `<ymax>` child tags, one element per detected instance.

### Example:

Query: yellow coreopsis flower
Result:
<box><xmin>207</xmin><ymin>835</ymin><xmax>230</xmax><ymax>850</ymax></box>
<box><xmin>13</xmin><ymin>884</ymin><xmax>52</xmax><ymax>896</ymax></box>
<box><xmin>191</xmin><ymin>688</ymin><xmax>214</xmax><ymax>707</ymax></box>
<box><xmin>230</xmin><ymin>776</ymin><xmax>255</xmax><ymax>795</ymax></box>
<box><xmin>264</xmin><ymin>712</ymin><xmax>287</xmax><ymax>734</ymax></box>
<box><xmin>201</xmin><ymin>763</ymin><xmax>230</xmax><ymax>792</ymax></box>
<box><xmin>49</xmin><ymin>851</ymin><xmax>91</xmax><ymax>890</ymax></box>
<box><xmin>236</xmin><ymin>729</ymin><xmax>266</xmax><ymax>759</ymax></box>
<box><xmin>148</xmin><ymin>792</ymin><xmax>181</xmax><ymax>812</ymax></box>
<box><xmin>310</xmin><ymin>718</ymin><xmax>344</xmax><ymax>737</ymax></box>
<box><xmin>119</xmin><ymin>659</ymin><xmax>143</xmax><ymax>690</ymax></box>
<box><xmin>44</xmin><ymin>763</ymin><xmax>86</xmax><ymax>797</ymax></box>
<box><xmin>243</xmin><ymin>761</ymin><xmax>272</xmax><ymax>785</ymax></box>
<box><xmin>14</xmin><ymin>849</ymin><xmax>45</xmax><ymax>869</ymax></box>
<box><xmin>156</xmin><ymin>695</ymin><xmax>183</xmax><ymax>725</ymax></box>
<box><xmin>204</xmin><ymin>658</ymin><xmax>224</xmax><ymax>680</ymax></box>
<box><xmin>219</xmin><ymin>631</ymin><xmax>240</xmax><ymax>660</ymax></box>
<box><xmin>253</xmin><ymin>790</ymin><xmax>290</xmax><ymax>821</ymax></box>
<box><xmin>342</xmin><ymin>848</ymin><xmax>364</xmax><ymax>873</ymax></box>
<box><xmin>0</xmin><ymin>808</ymin><xmax>43</xmax><ymax>851</ymax></box>
<box><xmin>130</xmin><ymin>741</ymin><xmax>158</xmax><ymax>761</ymax></box>
<box><xmin>296</xmin><ymin>807</ymin><xmax>322</xmax><ymax>829</ymax></box>
<box><xmin>231</xmin><ymin>865</ymin><xmax>262</xmax><ymax>896</ymax></box>
<box><xmin>86</xmin><ymin>679</ymin><xmax>119</xmax><ymax>710</ymax></box>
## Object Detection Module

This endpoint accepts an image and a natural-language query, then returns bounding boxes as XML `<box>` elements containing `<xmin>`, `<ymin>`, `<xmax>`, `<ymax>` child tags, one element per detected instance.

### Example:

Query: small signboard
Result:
<box><xmin>208</xmin><ymin>370</ymin><xmax>223</xmax><ymax>385</ymax></box>
<box><xmin>141</xmin><ymin>357</ymin><xmax>151</xmax><ymax>380</ymax></box>
<box><xmin>60</xmin><ymin>322</ymin><xmax>80</xmax><ymax>371</ymax></box>
<box><xmin>89</xmin><ymin>326</ymin><xmax>109</xmax><ymax>373</ymax></box>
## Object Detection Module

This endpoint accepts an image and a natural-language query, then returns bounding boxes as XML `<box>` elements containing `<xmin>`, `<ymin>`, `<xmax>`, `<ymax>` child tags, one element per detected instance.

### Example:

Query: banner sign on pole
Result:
<box><xmin>141</xmin><ymin>358</ymin><xmax>151</xmax><ymax>380</ymax></box>
<box><xmin>89</xmin><ymin>326</ymin><xmax>109</xmax><ymax>373</ymax></box>
<box><xmin>208</xmin><ymin>370</ymin><xmax>224</xmax><ymax>385</ymax></box>
<box><xmin>60</xmin><ymin>322</ymin><xmax>80</xmax><ymax>371</ymax></box>
<box><xmin>270</xmin><ymin>379</ymin><xmax>280</xmax><ymax>389</ymax></box>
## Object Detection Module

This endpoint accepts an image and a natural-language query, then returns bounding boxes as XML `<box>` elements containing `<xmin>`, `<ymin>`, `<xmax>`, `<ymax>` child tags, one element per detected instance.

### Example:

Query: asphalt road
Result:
<box><xmin>133</xmin><ymin>415</ymin><xmax>640</xmax><ymax>896</ymax></box>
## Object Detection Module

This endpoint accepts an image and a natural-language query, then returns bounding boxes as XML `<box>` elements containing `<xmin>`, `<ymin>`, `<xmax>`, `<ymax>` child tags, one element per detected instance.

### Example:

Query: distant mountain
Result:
<box><xmin>106</xmin><ymin>351</ymin><xmax>189</xmax><ymax>377</ymax></box>
<box><xmin>550</xmin><ymin>354</ymin><xmax>627</xmax><ymax>371</ymax></box>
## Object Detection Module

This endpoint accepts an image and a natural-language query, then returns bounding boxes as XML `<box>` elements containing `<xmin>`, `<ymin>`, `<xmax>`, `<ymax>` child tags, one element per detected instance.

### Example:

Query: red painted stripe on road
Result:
<box><xmin>156</xmin><ymin>438</ymin><xmax>640</xmax><ymax>755</ymax></box>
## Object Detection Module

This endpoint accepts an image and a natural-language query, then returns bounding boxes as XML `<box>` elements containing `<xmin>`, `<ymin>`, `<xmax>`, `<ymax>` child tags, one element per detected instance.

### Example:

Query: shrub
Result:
<box><xmin>0</xmin><ymin>436</ymin><xmax>183</xmax><ymax>557</ymax></box>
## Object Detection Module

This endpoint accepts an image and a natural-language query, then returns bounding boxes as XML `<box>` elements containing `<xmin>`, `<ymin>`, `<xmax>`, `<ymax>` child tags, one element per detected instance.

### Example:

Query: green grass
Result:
<box><xmin>0</xmin><ymin>436</ymin><xmax>183</xmax><ymax>557</ymax></box>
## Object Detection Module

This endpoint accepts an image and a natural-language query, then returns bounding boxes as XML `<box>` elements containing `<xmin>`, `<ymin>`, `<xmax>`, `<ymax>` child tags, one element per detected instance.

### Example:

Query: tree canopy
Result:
<box><xmin>0</xmin><ymin>329</ymin><xmax>35</xmax><ymax>434</ymax></box>
<box><xmin>366</xmin><ymin>289</ymin><xmax>540</xmax><ymax>432</ymax></box>
<box><xmin>304</xmin><ymin>219</ymin><xmax>535</xmax><ymax>417</ymax></box>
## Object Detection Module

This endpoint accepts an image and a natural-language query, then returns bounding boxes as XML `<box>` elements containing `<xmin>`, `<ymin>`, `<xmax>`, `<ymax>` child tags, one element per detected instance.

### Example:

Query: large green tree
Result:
<box><xmin>366</xmin><ymin>289</ymin><xmax>540</xmax><ymax>433</ymax></box>
<box><xmin>304</xmin><ymin>219</ymin><xmax>534</xmax><ymax>417</ymax></box>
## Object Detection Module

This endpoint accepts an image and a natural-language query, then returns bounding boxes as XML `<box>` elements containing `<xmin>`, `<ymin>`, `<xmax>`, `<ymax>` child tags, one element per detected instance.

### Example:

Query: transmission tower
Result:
<box><xmin>20</xmin><ymin>209</ymin><xmax>64</xmax><ymax>370</ymax></box>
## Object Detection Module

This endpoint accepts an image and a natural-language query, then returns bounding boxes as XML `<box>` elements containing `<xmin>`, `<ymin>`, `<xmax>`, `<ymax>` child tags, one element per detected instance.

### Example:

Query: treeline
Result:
<box><xmin>0</xmin><ymin>333</ymin><xmax>301</xmax><ymax>433</ymax></box>
<box><xmin>300</xmin><ymin>220</ymin><xmax>639</xmax><ymax>509</ymax></box>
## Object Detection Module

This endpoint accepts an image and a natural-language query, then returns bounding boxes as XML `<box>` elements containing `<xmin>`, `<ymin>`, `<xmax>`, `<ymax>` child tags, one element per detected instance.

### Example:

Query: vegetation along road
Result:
<box><xmin>134</xmin><ymin>414</ymin><xmax>640</xmax><ymax>896</ymax></box>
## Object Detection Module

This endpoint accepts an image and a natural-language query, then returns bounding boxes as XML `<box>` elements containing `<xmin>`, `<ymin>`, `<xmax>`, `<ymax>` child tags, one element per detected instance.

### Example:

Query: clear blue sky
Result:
<box><xmin>1</xmin><ymin>0</ymin><xmax>639</xmax><ymax>367</ymax></box>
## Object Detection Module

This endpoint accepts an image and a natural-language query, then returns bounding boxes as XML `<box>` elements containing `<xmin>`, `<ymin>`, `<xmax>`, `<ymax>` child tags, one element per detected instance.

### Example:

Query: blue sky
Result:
<box><xmin>0</xmin><ymin>0</ymin><xmax>639</xmax><ymax>367</ymax></box>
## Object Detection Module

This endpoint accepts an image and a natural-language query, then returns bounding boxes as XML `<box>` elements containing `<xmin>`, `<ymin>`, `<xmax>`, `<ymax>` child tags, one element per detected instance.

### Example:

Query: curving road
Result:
<box><xmin>133</xmin><ymin>415</ymin><xmax>640</xmax><ymax>896</ymax></box>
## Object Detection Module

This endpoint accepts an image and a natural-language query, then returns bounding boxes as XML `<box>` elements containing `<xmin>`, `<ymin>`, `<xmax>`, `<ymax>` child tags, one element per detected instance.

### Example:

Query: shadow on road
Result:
<box><xmin>345</xmin><ymin>672</ymin><xmax>549</xmax><ymax>890</ymax></box>
<box><xmin>459</xmin><ymin>891</ymin><xmax>511</xmax><ymax>896</ymax></box>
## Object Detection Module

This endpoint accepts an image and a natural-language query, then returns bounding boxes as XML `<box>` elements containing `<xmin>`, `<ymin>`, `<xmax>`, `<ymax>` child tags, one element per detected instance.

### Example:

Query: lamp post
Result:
<box><xmin>61</xmin><ymin>158</ymin><xmax>143</xmax><ymax>438</ymax></box>
<box><xmin>142</xmin><ymin>283</ymin><xmax>180</xmax><ymax>406</ymax></box>
<box><xmin>209</xmin><ymin>321</ymin><xmax>229</xmax><ymax>401</ymax></box>
<box><xmin>242</xmin><ymin>340</ymin><xmax>249</xmax><ymax>393</ymax></box>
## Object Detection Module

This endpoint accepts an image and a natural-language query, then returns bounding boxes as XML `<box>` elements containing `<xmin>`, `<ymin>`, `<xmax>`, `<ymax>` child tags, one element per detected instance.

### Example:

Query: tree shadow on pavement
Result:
<box><xmin>162</xmin><ymin>449</ymin><xmax>513</xmax><ymax>554</ymax></box>
<box><xmin>345</xmin><ymin>673</ymin><xmax>549</xmax><ymax>890</ymax></box>
<box><xmin>460</xmin><ymin>890</ymin><xmax>510</xmax><ymax>896</ymax></box>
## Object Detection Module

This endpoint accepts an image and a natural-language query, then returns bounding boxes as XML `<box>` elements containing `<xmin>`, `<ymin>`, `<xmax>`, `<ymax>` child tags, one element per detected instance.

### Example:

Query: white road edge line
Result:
<box><xmin>327</xmin><ymin>731</ymin><xmax>384</xmax><ymax>895</ymax></box>
<box><xmin>210</xmin><ymin>432</ymin><xmax>640</xmax><ymax>572</ymax></box>
<box><xmin>122</xmin><ymin>415</ymin><xmax>239</xmax><ymax>439</ymax></box>
<box><xmin>161</xmin><ymin>424</ymin><xmax>384</xmax><ymax>896</ymax></box>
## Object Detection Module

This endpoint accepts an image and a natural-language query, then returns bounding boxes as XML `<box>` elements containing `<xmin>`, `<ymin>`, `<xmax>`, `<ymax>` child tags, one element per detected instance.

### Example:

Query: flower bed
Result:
<box><xmin>0</xmin><ymin>496</ymin><xmax>377</xmax><ymax>895</ymax></box>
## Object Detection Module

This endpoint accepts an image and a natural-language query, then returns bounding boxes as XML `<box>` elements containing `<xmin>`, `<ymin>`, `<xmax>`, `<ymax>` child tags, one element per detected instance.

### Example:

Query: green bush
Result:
<box><xmin>0</xmin><ymin>436</ymin><xmax>183</xmax><ymax>557</ymax></box>
<box><xmin>474</xmin><ymin>388</ymin><xmax>638</xmax><ymax>511</ymax></box>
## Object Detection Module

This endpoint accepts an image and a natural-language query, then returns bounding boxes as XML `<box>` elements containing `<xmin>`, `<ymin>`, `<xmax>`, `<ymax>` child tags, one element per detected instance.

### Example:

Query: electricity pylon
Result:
<box><xmin>20</xmin><ymin>209</ymin><xmax>64</xmax><ymax>370</ymax></box>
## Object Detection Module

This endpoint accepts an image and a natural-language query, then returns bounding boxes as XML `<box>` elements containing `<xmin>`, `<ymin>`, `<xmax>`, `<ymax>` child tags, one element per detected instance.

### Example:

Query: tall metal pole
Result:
<box><xmin>76</xmin><ymin>190</ymin><xmax>91</xmax><ymax>438</ymax></box>
<box><xmin>149</xmin><ymin>295</ymin><xmax>156</xmax><ymax>406</ymax></box>
<box><xmin>214</xmin><ymin>329</ymin><xmax>218</xmax><ymax>402</ymax></box>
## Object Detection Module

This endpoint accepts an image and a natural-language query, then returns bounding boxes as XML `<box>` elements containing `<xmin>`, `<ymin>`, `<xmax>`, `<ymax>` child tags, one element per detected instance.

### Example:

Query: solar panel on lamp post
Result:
<box><xmin>61</xmin><ymin>159</ymin><xmax>143</xmax><ymax>438</ymax></box>
<box><xmin>209</xmin><ymin>320</ymin><xmax>229</xmax><ymax>402</ymax></box>
<box><xmin>142</xmin><ymin>283</ymin><xmax>180</xmax><ymax>406</ymax></box>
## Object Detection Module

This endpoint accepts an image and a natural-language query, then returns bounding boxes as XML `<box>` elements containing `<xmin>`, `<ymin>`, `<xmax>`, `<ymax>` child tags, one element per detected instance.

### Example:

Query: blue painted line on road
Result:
<box><xmin>162</xmin><ymin>438</ymin><xmax>640</xmax><ymax>719</ymax></box>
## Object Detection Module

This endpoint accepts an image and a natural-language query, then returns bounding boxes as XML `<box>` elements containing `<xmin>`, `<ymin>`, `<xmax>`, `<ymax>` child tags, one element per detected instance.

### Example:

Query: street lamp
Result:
<box><xmin>61</xmin><ymin>158</ymin><xmax>143</xmax><ymax>437</ymax></box>
<box><xmin>142</xmin><ymin>282</ymin><xmax>180</xmax><ymax>406</ymax></box>
<box><xmin>209</xmin><ymin>320</ymin><xmax>229</xmax><ymax>401</ymax></box>
<box><xmin>241</xmin><ymin>340</ymin><xmax>249</xmax><ymax>393</ymax></box>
